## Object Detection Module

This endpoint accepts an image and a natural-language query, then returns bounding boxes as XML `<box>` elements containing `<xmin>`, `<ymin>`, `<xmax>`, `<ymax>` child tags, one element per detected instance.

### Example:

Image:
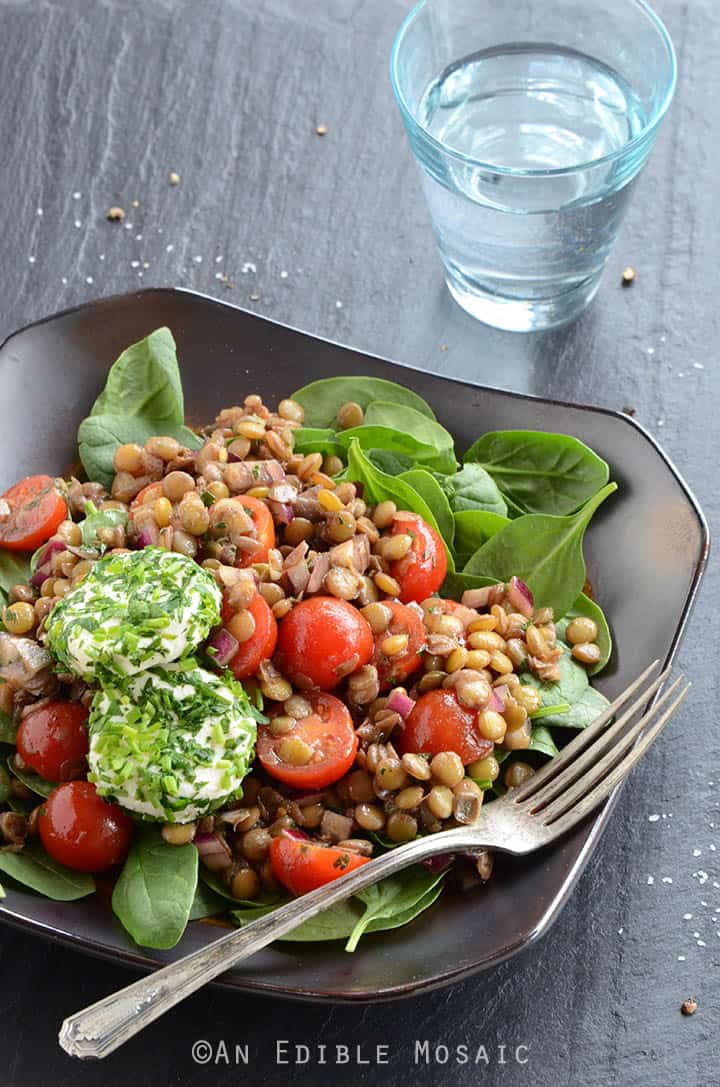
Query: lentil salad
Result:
<box><xmin>0</xmin><ymin>327</ymin><xmax>615</xmax><ymax>951</ymax></box>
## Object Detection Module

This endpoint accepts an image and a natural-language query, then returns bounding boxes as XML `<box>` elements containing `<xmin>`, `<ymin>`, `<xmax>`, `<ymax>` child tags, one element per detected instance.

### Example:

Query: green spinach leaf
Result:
<box><xmin>0</xmin><ymin>706</ymin><xmax>16</xmax><ymax>745</ymax></box>
<box><xmin>528</xmin><ymin>724</ymin><xmax>560</xmax><ymax>758</ymax></box>
<box><xmin>440</xmin><ymin>571</ymin><xmax>498</xmax><ymax>600</ymax></box>
<box><xmin>189</xmin><ymin>881</ymin><xmax>229</xmax><ymax>921</ymax></box>
<box><xmin>367</xmin><ymin>449</ymin><xmax>415</xmax><ymax>475</ymax></box>
<box><xmin>7</xmin><ymin>755</ymin><xmax>55</xmax><ymax>797</ymax></box>
<box><xmin>557</xmin><ymin>593</ymin><xmax>612</xmax><ymax>674</ymax></box>
<box><xmin>231</xmin><ymin>899</ymin><xmax>361</xmax><ymax>941</ymax></box>
<box><xmin>336</xmin><ymin>424</ymin><xmax>454</xmax><ymax>475</ymax></box>
<box><xmin>452</xmin><ymin>510</ymin><xmax>509</xmax><ymax>568</ymax></box>
<box><xmin>79</xmin><ymin>501</ymin><xmax>129</xmax><ymax>550</ymax></box>
<box><xmin>345</xmin><ymin>866</ymin><xmax>446</xmax><ymax>952</ymax></box>
<box><xmin>0</xmin><ymin>552</ymin><xmax>32</xmax><ymax>607</ymax></box>
<box><xmin>463</xmin><ymin>430</ymin><xmax>610</xmax><ymax>516</ymax></box>
<box><xmin>436</xmin><ymin>463</ymin><xmax>507</xmax><ymax>516</ymax></box>
<box><xmin>362</xmin><ymin>402</ymin><xmax>456</xmax><ymax>475</ymax></box>
<box><xmin>398</xmin><ymin>468</ymin><xmax>455</xmax><ymax>546</ymax></box>
<box><xmin>291</xmin><ymin>377</ymin><xmax>436</xmax><ymax>428</ymax></box>
<box><xmin>292</xmin><ymin>428</ymin><xmax>345</xmax><ymax>458</ymax></box>
<box><xmin>0</xmin><ymin>840</ymin><xmax>95</xmax><ymax>900</ymax></box>
<box><xmin>78</xmin><ymin>414</ymin><xmax>200</xmax><ymax>491</ymax></box>
<box><xmin>519</xmin><ymin>645</ymin><xmax>610</xmax><ymax>728</ymax></box>
<box><xmin>112</xmin><ymin>826</ymin><xmax>198</xmax><ymax>949</ymax></box>
<box><xmin>463</xmin><ymin>484</ymin><xmax>616</xmax><ymax>616</ymax></box>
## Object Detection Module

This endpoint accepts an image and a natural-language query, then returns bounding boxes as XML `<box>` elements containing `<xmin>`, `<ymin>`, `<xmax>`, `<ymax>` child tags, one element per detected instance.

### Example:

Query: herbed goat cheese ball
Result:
<box><xmin>45</xmin><ymin>547</ymin><xmax>221</xmax><ymax>681</ymax></box>
<box><xmin>87</xmin><ymin>661</ymin><xmax>259</xmax><ymax>822</ymax></box>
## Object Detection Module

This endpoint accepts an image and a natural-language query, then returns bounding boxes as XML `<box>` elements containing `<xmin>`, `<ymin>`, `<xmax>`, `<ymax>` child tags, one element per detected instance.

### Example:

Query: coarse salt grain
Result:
<box><xmin>280</xmin><ymin>270</ymin><xmax>288</xmax><ymax>279</ymax></box>
<box><xmin>710</xmin><ymin>845</ymin><xmax>716</xmax><ymax>851</ymax></box>
<box><xmin>693</xmin><ymin>849</ymin><xmax>702</xmax><ymax>857</ymax></box>
<box><xmin>99</xmin><ymin>254</ymin><xmax>105</xmax><ymax>261</ymax></box>
<box><xmin>74</xmin><ymin>219</ymin><xmax>82</xmax><ymax>228</ymax></box>
<box><xmin>166</xmin><ymin>244</ymin><xmax>174</xmax><ymax>253</ymax></box>
<box><xmin>72</xmin><ymin>191</ymin><xmax>81</xmax><ymax>199</ymax></box>
<box><xmin>85</xmin><ymin>276</ymin><xmax>93</xmax><ymax>284</ymax></box>
<box><xmin>697</xmin><ymin>940</ymin><xmax>706</xmax><ymax>947</ymax></box>
<box><xmin>648</xmin><ymin>814</ymin><xmax>660</xmax><ymax>822</ymax></box>
<box><xmin>693</xmin><ymin>362</ymin><xmax>704</xmax><ymax>370</ymax></box>
<box><xmin>241</xmin><ymin>262</ymin><xmax>256</xmax><ymax>274</ymax></box>
<box><xmin>647</xmin><ymin>876</ymin><xmax>655</xmax><ymax>885</ymax></box>
<box><xmin>335</xmin><ymin>300</ymin><xmax>343</xmax><ymax>309</ymax></box>
<box><xmin>677</xmin><ymin>955</ymin><xmax>686</xmax><ymax>961</ymax></box>
<box><xmin>662</xmin><ymin>877</ymin><xmax>673</xmax><ymax>884</ymax></box>
<box><xmin>135</xmin><ymin>233</ymin><xmax>143</xmax><ymax>241</ymax></box>
<box><xmin>28</xmin><ymin>256</ymin><xmax>35</xmax><ymax>264</ymax></box>
<box><xmin>193</xmin><ymin>255</ymin><xmax>203</xmax><ymax>263</ymax></box>
<box><xmin>61</xmin><ymin>276</ymin><xmax>68</xmax><ymax>285</ymax></box>
<box><xmin>647</xmin><ymin>346</ymin><xmax>655</xmax><ymax>355</ymax></box>
<box><xmin>215</xmin><ymin>255</ymin><xmax>223</xmax><ymax>263</ymax></box>
<box><xmin>131</xmin><ymin>260</ymin><xmax>140</xmax><ymax>268</ymax></box>
<box><xmin>36</xmin><ymin>207</ymin><xmax>43</xmax><ymax>216</ymax></box>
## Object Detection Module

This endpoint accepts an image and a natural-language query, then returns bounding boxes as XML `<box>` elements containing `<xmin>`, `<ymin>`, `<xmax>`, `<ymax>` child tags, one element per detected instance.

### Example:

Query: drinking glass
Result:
<box><xmin>390</xmin><ymin>0</ymin><xmax>676</xmax><ymax>331</ymax></box>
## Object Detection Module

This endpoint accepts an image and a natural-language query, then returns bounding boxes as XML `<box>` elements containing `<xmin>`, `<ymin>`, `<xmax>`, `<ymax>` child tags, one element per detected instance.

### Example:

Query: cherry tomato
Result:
<box><xmin>387</xmin><ymin>514</ymin><xmax>447</xmax><ymax>603</ymax></box>
<box><xmin>258</xmin><ymin>691</ymin><xmax>358</xmax><ymax>789</ymax></box>
<box><xmin>129</xmin><ymin>481</ymin><xmax>164</xmax><ymax>513</ymax></box>
<box><xmin>269</xmin><ymin>835</ymin><xmax>369</xmax><ymax>896</ymax></box>
<box><xmin>398</xmin><ymin>688</ymin><xmax>493</xmax><ymax>764</ymax></box>
<box><xmin>275</xmin><ymin>596</ymin><xmax>373</xmax><ymax>690</ymax></box>
<box><xmin>234</xmin><ymin>495</ymin><xmax>275</xmax><ymax>568</ymax></box>
<box><xmin>0</xmin><ymin>475</ymin><xmax>67</xmax><ymax>552</ymax></box>
<box><xmin>372</xmin><ymin>600</ymin><xmax>425</xmax><ymax>689</ymax></box>
<box><xmin>38</xmin><ymin>781</ymin><xmax>134</xmax><ymax>872</ymax></box>
<box><xmin>221</xmin><ymin>591</ymin><xmax>278</xmax><ymax>680</ymax></box>
<box><xmin>16</xmin><ymin>701</ymin><xmax>89</xmax><ymax>782</ymax></box>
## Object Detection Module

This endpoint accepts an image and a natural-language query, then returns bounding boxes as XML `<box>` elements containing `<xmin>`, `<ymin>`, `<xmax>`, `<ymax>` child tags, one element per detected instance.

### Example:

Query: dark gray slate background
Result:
<box><xmin>0</xmin><ymin>1</ymin><xmax>717</xmax><ymax>1085</ymax></box>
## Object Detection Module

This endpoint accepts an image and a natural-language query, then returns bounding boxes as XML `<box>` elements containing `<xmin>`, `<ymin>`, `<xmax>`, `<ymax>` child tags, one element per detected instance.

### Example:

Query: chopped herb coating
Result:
<box><xmin>87</xmin><ymin>662</ymin><xmax>259</xmax><ymax>822</ymax></box>
<box><xmin>45</xmin><ymin>548</ymin><xmax>221</xmax><ymax>681</ymax></box>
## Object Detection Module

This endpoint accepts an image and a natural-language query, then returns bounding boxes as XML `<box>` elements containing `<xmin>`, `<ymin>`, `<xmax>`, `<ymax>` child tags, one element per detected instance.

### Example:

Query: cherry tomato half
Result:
<box><xmin>16</xmin><ymin>701</ymin><xmax>89</xmax><ymax>782</ymax></box>
<box><xmin>269</xmin><ymin>835</ymin><xmax>369</xmax><ymax>896</ymax></box>
<box><xmin>258</xmin><ymin>691</ymin><xmax>358</xmax><ymax>789</ymax></box>
<box><xmin>221</xmin><ymin>591</ymin><xmax>278</xmax><ymax>680</ymax></box>
<box><xmin>38</xmin><ymin>781</ymin><xmax>134</xmax><ymax>872</ymax></box>
<box><xmin>388</xmin><ymin>513</ymin><xmax>447</xmax><ymax>604</ymax></box>
<box><xmin>372</xmin><ymin>600</ymin><xmax>425</xmax><ymax>689</ymax></box>
<box><xmin>275</xmin><ymin>596</ymin><xmax>373</xmax><ymax>690</ymax></box>
<box><xmin>0</xmin><ymin>475</ymin><xmax>67</xmax><ymax>552</ymax></box>
<box><xmin>398</xmin><ymin>688</ymin><xmax>494</xmax><ymax>765</ymax></box>
<box><xmin>234</xmin><ymin>495</ymin><xmax>275</xmax><ymax>568</ymax></box>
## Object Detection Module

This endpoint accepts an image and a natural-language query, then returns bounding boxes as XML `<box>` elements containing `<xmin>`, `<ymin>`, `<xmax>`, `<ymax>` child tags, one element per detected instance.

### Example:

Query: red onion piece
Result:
<box><xmin>489</xmin><ymin>685</ymin><xmax>507</xmax><ymax>713</ymax></box>
<box><xmin>423</xmin><ymin>853</ymin><xmax>454</xmax><ymax>873</ymax></box>
<box><xmin>137</xmin><ymin>522</ymin><xmax>160</xmax><ymax>548</ymax></box>
<box><xmin>207</xmin><ymin>627</ymin><xmax>239</xmax><ymax>667</ymax></box>
<box><xmin>268</xmin><ymin>500</ymin><xmax>294</xmax><ymax>525</ymax></box>
<box><xmin>386</xmin><ymin>688</ymin><xmax>416</xmax><ymax>719</ymax></box>
<box><xmin>194</xmin><ymin>832</ymin><xmax>232</xmax><ymax>871</ymax></box>
<box><xmin>285</xmin><ymin>559</ymin><xmax>310</xmax><ymax>596</ymax></box>
<box><xmin>507</xmin><ymin>575</ymin><xmax>534</xmax><ymax>618</ymax></box>
<box><xmin>280</xmin><ymin>827</ymin><xmax>309</xmax><ymax>841</ymax></box>
<box><xmin>30</xmin><ymin>539</ymin><xmax>68</xmax><ymax>586</ymax></box>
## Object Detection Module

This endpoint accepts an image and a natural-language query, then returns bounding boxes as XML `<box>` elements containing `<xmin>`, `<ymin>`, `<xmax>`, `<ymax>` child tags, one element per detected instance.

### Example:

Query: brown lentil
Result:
<box><xmin>372</xmin><ymin>500</ymin><xmax>397</xmax><ymax>529</ymax></box>
<box><xmin>571</xmin><ymin>642</ymin><xmax>602</xmax><ymax>665</ymax></box>
<box><xmin>241</xmin><ymin>828</ymin><xmax>272</xmax><ymax>863</ymax></box>
<box><xmin>2</xmin><ymin>602</ymin><xmax>36</xmax><ymax>634</ymax></box>
<box><xmin>386</xmin><ymin>811</ymin><xmax>418</xmax><ymax>843</ymax></box>
<box><xmin>374</xmin><ymin>571</ymin><xmax>401</xmax><ymax>597</ymax></box>
<box><xmin>425</xmin><ymin>785</ymin><xmax>454</xmax><ymax>820</ymax></box>
<box><xmin>504</xmin><ymin>761</ymin><xmax>535</xmax><ymax>788</ymax></box>
<box><xmin>477</xmin><ymin>710</ymin><xmax>507</xmax><ymax>742</ymax></box>
<box><xmin>430</xmin><ymin>751</ymin><xmax>465</xmax><ymax>788</ymax></box>
<box><xmin>336</xmin><ymin>401</ymin><xmax>364</xmax><ymax>430</ymax></box>
<box><xmin>355</xmin><ymin>803</ymin><xmax>385</xmax><ymax>831</ymax></box>
<box><xmin>401</xmin><ymin>753</ymin><xmax>432</xmax><ymax>781</ymax></box>
<box><xmin>161</xmin><ymin>822</ymin><xmax>196</xmax><ymax>846</ymax></box>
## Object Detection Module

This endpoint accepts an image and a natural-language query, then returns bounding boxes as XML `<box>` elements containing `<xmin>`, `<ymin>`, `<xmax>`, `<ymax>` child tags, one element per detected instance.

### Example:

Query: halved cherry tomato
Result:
<box><xmin>16</xmin><ymin>701</ymin><xmax>89</xmax><ymax>782</ymax></box>
<box><xmin>38</xmin><ymin>781</ymin><xmax>134</xmax><ymax>872</ymax></box>
<box><xmin>258</xmin><ymin>691</ymin><xmax>358</xmax><ymax>789</ymax></box>
<box><xmin>269</xmin><ymin>835</ymin><xmax>369</xmax><ymax>896</ymax></box>
<box><xmin>0</xmin><ymin>475</ymin><xmax>66</xmax><ymax>552</ymax></box>
<box><xmin>387</xmin><ymin>513</ymin><xmax>447</xmax><ymax>604</ymax></box>
<box><xmin>221</xmin><ymin>591</ymin><xmax>278</xmax><ymax>680</ymax></box>
<box><xmin>234</xmin><ymin>495</ymin><xmax>275</xmax><ymax>568</ymax></box>
<box><xmin>129</xmin><ymin>481</ymin><xmax>164</xmax><ymax>513</ymax></box>
<box><xmin>372</xmin><ymin>600</ymin><xmax>425</xmax><ymax>689</ymax></box>
<box><xmin>275</xmin><ymin>596</ymin><xmax>373</xmax><ymax>690</ymax></box>
<box><xmin>398</xmin><ymin>688</ymin><xmax>493</xmax><ymax>764</ymax></box>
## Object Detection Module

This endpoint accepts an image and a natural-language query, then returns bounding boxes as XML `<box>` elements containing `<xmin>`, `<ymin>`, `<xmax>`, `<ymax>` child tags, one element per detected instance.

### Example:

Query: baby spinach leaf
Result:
<box><xmin>0</xmin><ymin>881</ymin><xmax>4</xmax><ymax>899</ymax></box>
<box><xmin>530</xmin><ymin>702</ymin><xmax>571</xmax><ymax>720</ymax></box>
<box><xmin>536</xmin><ymin>685</ymin><xmax>610</xmax><ymax>730</ymax></box>
<box><xmin>0</xmin><ymin>707</ymin><xmax>16</xmax><ymax>745</ymax></box>
<box><xmin>463</xmin><ymin>430</ymin><xmax>610</xmax><ymax>516</ymax></box>
<box><xmin>463</xmin><ymin>484</ymin><xmax>616</xmax><ymax>617</ymax></box>
<box><xmin>435</xmin><ymin>463</ymin><xmax>507</xmax><ymax>517</ymax></box>
<box><xmin>78</xmin><ymin>414</ymin><xmax>200</xmax><ymax>491</ymax></box>
<box><xmin>367</xmin><ymin>449</ymin><xmax>415</xmax><ymax>475</ymax></box>
<box><xmin>189</xmin><ymin>881</ymin><xmax>229</xmax><ymax>921</ymax></box>
<box><xmin>0</xmin><ymin>763</ymin><xmax>13</xmax><ymax>803</ymax></box>
<box><xmin>345</xmin><ymin>866</ymin><xmax>446</xmax><ymax>952</ymax></box>
<box><xmin>0</xmin><ymin>552</ymin><xmax>32</xmax><ymax>607</ymax></box>
<box><xmin>292</xmin><ymin>428</ymin><xmax>345</xmax><ymax>458</ymax></box>
<box><xmin>199</xmin><ymin>868</ymin><xmax>281</xmax><ymax>907</ymax></box>
<box><xmin>528</xmin><ymin>725</ymin><xmax>560</xmax><ymax>758</ymax></box>
<box><xmin>337</xmin><ymin>425</ymin><xmax>454</xmax><ymax>475</ymax></box>
<box><xmin>557</xmin><ymin>593</ymin><xmax>612</xmax><ymax>674</ymax></box>
<box><xmin>7</xmin><ymin>755</ymin><xmax>56</xmax><ymax>797</ymax></box>
<box><xmin>291</xmin><ymin>376</ymin><xmax>436</xmax><ymax>428</ymax></box>
<box><xmin>362</xmin><ymin>402</ymin><xmax>457</xmax><ymax>475</ymax></box>
<box><xmin>440</xmin><ymin>571</ymin><xmax>498</xmax><ymax>600</ymax></box>
<box><xmin>398</xmin><ymin>468</ymin><xmax>455</xmax><ymax>546</ymax></box>
<box><xmin>346</xmin><ymin>441</ymin><xmax>453</xmax><ymax>568</ymax></box>
<box><xmin>79</xmin><ymin>501</ymin><xmax>129</xmax><ymax>550</ymax></box>
<box><xmin>0</xmin><ymin>840</ymin><xmax>95</xmax><ymax>900</ymax></box>
<box><xmin>519</xmin><ymin>644</ymin><xmax>609</xmax><ymax>728</ymax></box>
<box><xmin>452</xmin><ymin>510</ymin><xmax>509</xmax><ymax>568</ymax></box>
<box><xmin>231</xmin><ymin>899</ymin><xmax>361</xmax><ymax>942</ymax></box>
<box><xmin>112</xmin><ymin>826</ymin><xmax>198</xmax><ymax>950</ymax></box>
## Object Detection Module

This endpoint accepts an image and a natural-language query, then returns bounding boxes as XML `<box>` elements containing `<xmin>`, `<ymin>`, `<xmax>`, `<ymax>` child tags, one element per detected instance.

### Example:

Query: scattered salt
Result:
<box><xmin>99</xmin><ymin>254</ymin><xmax>105</xmax><ymax>261</ymax></box>
<box><xmin>648</xmin><ymin>814</ymin><xmax>660</xmax><ymax>822</ymax></box>
<box><xmin>618</xmin><ymin>927</ymin><xmax>624</xmax><ymax>935</ymax></box>
<box><xmin>130</xmin><ymin>260</ymin><xmax>140</xmax><ymax>269</ymax></box>
<box><xmin>241</xmin><ymin>262</ymin><xmax>256</xmax><ymax>274</ymax></box>
<box><xmin>74</xmin><ymin>219</ymin><xmax>82</xmax><ymax>228</ymax></box>
<box><xmin>61</xmin><ymin>276</ymin><xmax>68</xmax><ymax>285</ymax></box>
<box><xmin>193</xmin><ymin>255</ymin><xmax>203</xmax><ymax>263</ymax></box>
<box><xmin>647</xmin><ymin>876</ymin><xmax>655</xmax><ymax>885</ymax></box>
<box><xmin>215</xmin><ymin>255</ymin><xmax>223</xmax><ymax>263</ymax></box>
<box><xmin>647</xmin><ymin>346</ymin><xmax>655</xmax><ymax>355</ymax></box>
<box><xmin>335</xmin><ymin>300</ymin><xmax>343</xmax><ymax>309</ymax></box>
<box><xmin>280</xmin><ymin>270</ymin><xmax>288</xmax><ymax>279</ymax></box>
<box><xmin>710</xmin><ymin>845</ymin><xmax>716</xmax><ymax>852</ymax></box>
<box><xmin>683</xmin><ymin>913</ymin><xmax>693</xmax><ymax>920</ymax></box>
<box><xmin>28</xmin><ymin>256</ymin><xmax>35</xmax><ymax>264</ymax></box>
<box><xmin>697</xmin><ymin>940</ymin><xmax>706</xmax><ymax>947</ymax></box>
<box><xmin>36</xmin><ymin>207</ymin><xmax>43</xmax><ymax>216</ymax></box>
<box><xmin>693</xmin><ymin>362</ymin><xmax>704</xmax><ymax>370</ymax></box>
<box><xmin>72</xmin><ymin>191</ymin><xmax>81</xmax><ymax>200</ymax></box>
<box><xmin>677</xmin><ymin>955</ymin><xmax>686</xmax><ymax>962</ymax></box>
<box><xmin>693</xmin><ymin>849</ymin><xmax>702</xmax><ymax>857</ymax></box>
<box><xmin>166</xmin><ymin>244</ymin><xmax>174</xmax><ymax>253</ymax></box>
<box><xmin>135</xmin><ymin>233</ymin><xmax>143</xmax><ymax>241</ymax></box>
<box><xmin>85</xmin><ymin>276</ymin><xmax>93</xmax><ymax>285</ymax></box>
<box><xmin>662</xmin><ymin>877</ymin><xmax>673</xmax><ymax>884</ymax></box>
<box><xmin>657</xmin><ymin>419</ymin><xmax>664</xmax><ymax>427</ymax></box>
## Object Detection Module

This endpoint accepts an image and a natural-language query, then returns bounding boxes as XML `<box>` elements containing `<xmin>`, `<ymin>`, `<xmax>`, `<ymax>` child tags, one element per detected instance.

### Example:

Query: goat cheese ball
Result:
<box><xmin>87</xmin><ymin>661</ymin><xmax>259</xmax><ymax>822</ymax></box>
<box><xmin>45</xmin><ymin>547</ymin><xmax>221</xmax><ymax>682</ymax></box>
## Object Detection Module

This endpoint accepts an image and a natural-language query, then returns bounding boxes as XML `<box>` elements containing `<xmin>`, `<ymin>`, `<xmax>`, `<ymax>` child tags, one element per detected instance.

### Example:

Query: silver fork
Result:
<box><xmin>59</xmin><ymin>660</ymin><xmax>688</xmax><ymax>1060</ymax></box>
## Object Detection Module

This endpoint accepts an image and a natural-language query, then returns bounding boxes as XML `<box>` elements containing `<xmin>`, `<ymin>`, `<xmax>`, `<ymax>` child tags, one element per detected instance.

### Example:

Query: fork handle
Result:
<box><xmin>59</xmin><ymin>826</ymin><xmax>483</xmax><ymax>1060</ymax></box>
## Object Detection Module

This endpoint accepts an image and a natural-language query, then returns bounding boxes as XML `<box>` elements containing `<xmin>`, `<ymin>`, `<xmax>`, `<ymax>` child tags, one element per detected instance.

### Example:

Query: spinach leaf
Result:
<box><xmin>112</xmin><ymin>826</ymin><xmax>198</xmax><ymax>949</ymax></box>
<box><xmin>0</xmin><ymin>763</ymin><xmax>12</xmax><ymax>803</ymax></box>
<box><xmin>440</xmin><ymin>571</ymin><xmax>498</xmax><ymax>600</ymax></box>
<box><xmin>463</xmin><ymin>483</ymin><xmax>616</xmax><ymax>617</ymax></box>
<box><xmin>435</xmin><ymin>463</ymin><xmax>507</xmax><ymax>517</ymax></box>
<box><xmin>528</xmin><ymin>724</ymin><xmax>560</xmax><ymax>759</ymax></box>
<box><xmin>536</xmin><ymin>684</ymin><xmax>610</xmax><ymax>730</ymax></box>
<box><xmin>199</xmin><ymin>868</ymin><xmax>281</xmax><ymax>907</ymax></box>
<box><xmin>452</xmin><ymin>510</ymin><xmax>509</xmax><ymax>568</ymax></box>
<box><xmin>398</xmin><ymin>468</ymin><xmax>455</xmax><ymax>546</ymax></box>
<box><xmin>189</xmin><ymin>881</ymin><xmax>229</xmax><ymax>921</ymax></box>
<box><xmin>0</xmin><ymin>881</ymin><xmax>4</xmax><ymax>899</ymax></box>
<box><xmin>337</xmin><ymin>425</ymin><xmax>454</xmax><ymax>475</ymax></box>
<box><xmin>0</xmin><ymin>707</ymin><xmax>16</xmax><ymax>745</ymax></box>
<box><xmin>362</xmin><ymin>402</ymin><xmax>457</xmax><ymax>475</ymax></box>
<box><xmin>345</xmin><ymin>866</ymin><xmax>446</xmax><ymax>952</ymax></box>
<box><xmin>79</xmin><ymin>501</ymin><xmax>128</xmax><ymax>550</ymax></box>
<box><xmin>78</xmin><ymin>328</ymin><xmax>202</xmax><ymax>488</ymax></box>
<box><xmin>7</xmin><ymin>755</ymin><xmax>55</xmax><ymax>797</ymax></box>
<box><xmin>0</xmin><ymin>840</ymin><xmax>95</xmax><ymax>900</ymax></box>
<box><xmin>292</xmin><ymin>428</ymin><xmax>345</xmax><ymax>458</ymax></box>
<box><xmin>367</xmin><ymin>449</ymin><xmax>415</xmax><ymax>475</ymax></box>
<box><xmin>463</xmin><ymin>430</ymin><xmax>610</xmax><ymax>516</ymax></box>
<box><xmin>557</xmin><ymin>593</ymin><xmax>612</xmax><ymax>674</ymax></box>
<box><xmin>346</xmin><ymin>441</ymin><xmax>454</xmax><ymax>568</ymax></box>
<box><xmin>0</xmin><ymin>552</ymin><xmax>32</xmax><ymax>607</ymax></box>
<box><xmin>519</xmin><ymin>644</ymin><xmax>610</xmax><ymax>728</ymax></box>
<box><xmin>231</xmin><ymin>899</ymin><xmax>360</xmax><ymax>942</ymax></box>
<box><xmin>291</xmin><ymin>377</ymin><xmax>436</xmax><ymax>428</ymax></box>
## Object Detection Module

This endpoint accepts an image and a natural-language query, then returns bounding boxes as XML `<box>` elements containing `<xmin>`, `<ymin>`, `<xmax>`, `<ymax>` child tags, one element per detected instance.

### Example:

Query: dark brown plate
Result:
<box><xmin>0</xmin><ymin>288</ymin><xmax>709</xmax><ymax>1002</ymax></box>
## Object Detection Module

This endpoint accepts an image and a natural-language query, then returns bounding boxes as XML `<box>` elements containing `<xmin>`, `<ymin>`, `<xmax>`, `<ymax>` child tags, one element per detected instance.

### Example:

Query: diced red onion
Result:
<box><xmin>280</xmin><ymin>827</ymin><xmax>309</xmax><ymax>841</ymax></box>
<box><xmin>285</xmin><ymin>559</ymin><xmax>310</xmax><ymax>596</ymax></box>
<box><xmin>137</xmin><ymin>523</ymin><xmax>160</xmax><ymax>548</ymax></box>
<box><xmin>507</xmin><ymin>575</ymin><xmax>534</xmax><ymax>618</ymax></box>
<box><xmin>207</xmin><ymin>627</ymin><xmax>239</xmax><ymax>667</ymax></box>
<box><xmin>268</xmin><ymin>500</ymin><xmax>294</xmax><ymax>525</ymax></box>
<box><xmin>194</xmin><ymin>832</ymin><xmax>232</xmax><ymax>871</ymax></box>
<box><xmin>423</xmin><ymin>853</ymin><xmax>454</xmax><ymax>873</ymax></box>
<box><xmin>30</xmin><ymin>540</ymin><xmax>67</xmax><ymax>586</ymax></box>
<box><xmin>489</xmin><ymin>685</ymin><xmax>507</xmax><ymax>713</ymax></box>
<box><xmin>234</xmin><ymin>536</ymin><xmax>263</xmax><ymax>555</ymax></box>
<box><xmin>386</xmin><ymin>688</ymin><xmax>416</xmax><ymax>719</ymax></box>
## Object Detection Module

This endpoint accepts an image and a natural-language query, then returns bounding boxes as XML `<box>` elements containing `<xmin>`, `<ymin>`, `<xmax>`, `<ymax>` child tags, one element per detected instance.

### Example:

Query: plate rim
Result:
<box><xmin>0</xmin><ymin>287</ymin><xmax>711</xmax><ymax>1002</ymax></box>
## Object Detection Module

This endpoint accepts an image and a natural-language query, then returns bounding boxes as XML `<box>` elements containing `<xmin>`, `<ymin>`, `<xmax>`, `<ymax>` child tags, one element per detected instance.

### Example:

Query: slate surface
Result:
<box><xmin>0</xmin><ymin>1</ymin><xmax>716</xmax><ymax>1084</ymax></box>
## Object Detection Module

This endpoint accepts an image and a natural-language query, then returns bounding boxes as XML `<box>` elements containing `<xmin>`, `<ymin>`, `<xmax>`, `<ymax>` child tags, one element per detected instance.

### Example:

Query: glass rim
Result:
<box><xmin>389</xmin><ymin>0</ymin><xmax>678</xmax><ymax>178</ymax></box>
